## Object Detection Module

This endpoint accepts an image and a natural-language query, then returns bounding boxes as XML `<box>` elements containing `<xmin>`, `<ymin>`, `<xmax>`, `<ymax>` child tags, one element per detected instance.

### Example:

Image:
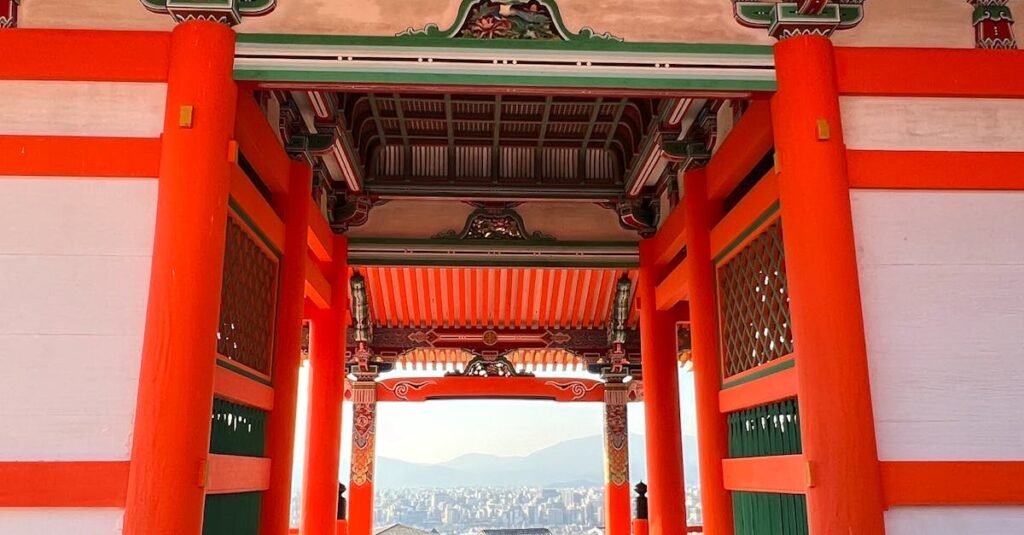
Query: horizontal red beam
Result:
<box><xmin>235</xmin><ymin>91</ymin><xmax>290</xmax><ymax>195</ymax></box>
<box><xmin>835</xmin><ymin>47</ymin><xmax>1024</xmax><ymax>99</ymax></box>
<box><xmin>706</xmin><ymin>100</ymin><xmax>774</xmax><ymax>203</ymax></box>
<box><xmin>207</xmin><ymin>454</ymin><xmax>272</xmax><ymax>494</ymax></box>
<box><xmin>0</xmin><ymin>461</ymin><xmax>129</xmax><ymax>507</ymax></box>
<box><xmin>214</xmin><ymin>365</ymin><xmax>274</xmax><ymax>411</ymax></box>
<box><xmin>305</xmin><ymin>257</ymin><xmax>332</xmax><ymax>309</ymax></box>
<box><xmin>655</xmin><ymin>257</ymin><xmax>688</xmax><ymax>311</ymax></box>
<box><xmin>719</xmin><ymin>360</ymin><xmax>797</xmax><ymax>413</ymax></box>
<box><xmin>308</xmin><ymin>199</ymin><xmax>334</xmax><ymax>264</ymax></box>
<box><xmin>648</xmin><ymin>201</ymin><xmax>686</xmax><ymax>270</ymax></box>
<box><xmin>230</xmin><ymin>165</ymin><xmax>285</xmax><ymax>250</ymax></box>
<box><xmin>882</xmin><ymin>461</ymin><xmax>1024</xmax><ymax>506</ymax></box>
<box><xmin>847</xmin><ymin>150</ymin><xmax>1024</xmax><ymax>191</ymax></box>
<box><xmin>0</xmin><ymin>29</ymin><xmax>170</xmax><ymax>82</ymax></box>
<box><xmin>722</xmin><ymin>455</ymin><xmax>806</xmax><ymax>494</ymax></box>
<box><xmin>376</xmin><ymin>376</ymin><xmax>605</xmax><ymax>403</ymax></box>
<box><xmin>0</xmin><ymin>136</ymin><xmax>161</xmax><ymax>178</ymax></box>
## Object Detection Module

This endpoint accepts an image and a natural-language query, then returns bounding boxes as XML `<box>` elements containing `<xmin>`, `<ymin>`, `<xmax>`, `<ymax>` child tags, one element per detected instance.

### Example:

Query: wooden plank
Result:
<box><xmin>835</xmin><ymin>47</ymin><xmax>1024</xmax><ymax>99</ymax></box>
<box><xmin>847</xmin><ymin>150</ymin><xmax>1024</xmax><ymax>190</ymax></box>
<box><xmin>706</xmin><ymin>100</ymin><xmax>773</xmax><ymax>202</ymax></box>
<box><xmin>710</xmin><ymin>170</ymin><xmax>778</xmax><ymax>261</ymax></box>
<box><xmin>305</xmin><ymin>256</ymin><xmax>332</xmax><ymax>309</ymax></box>
<box><xmin>307</xmin><ymin>198</ymin><xmax>334</xmax><ymax>263</ymax></box>
<box><xmin>234</xmin><ymin>90</ymin><xmax>290</xmax><ymax>194</ymax></box>
<box><xmin>649</xmin><ymin>201</ymin><xmax>686</xmax><ymax>270</ymax></box>
<box><xmin>0</xmin><ymin>461</ymin><xmax>129</xmax><ymax>506</ymax></box>
<box><xmin>882</xmin><ymin>461</ymin><xmax>1024</xmax><ymax>505</ymax></box>
<box><xmin>719</xmin><ymin>362</ymin><xmax>797</xmax><ymax>413</ymax></box>
<box><xmin>0</xmin><ymin>29</ymin><xmax>170</xmax><ymax>82</ymax></box>
<box><xmin>655</xmin><ymin>257</ymin><xmax>688</xmax><ymax>311</ymax></box>
<box><xmin>214</xmin><ymin>365</ymin><xmax>274</xmax><ymax>411</ymax></box>
<box><xmin>230</xmin><ymin>165</ymin><xmax>285</xmax><ymax>251</ymax></box>
<box><xmin>206</xmin><ymin>454</ymin><xmax>272</xmax><ymax>494</ymax></box>
<box><xmin>0</xmin><ymin>136</ymin><xmax>161</xmax><ymax>178</ymax></box>
<box><xmin>722</xmin><ymin>455</ymin><xmax>807</xmax><ymax>494</ymax></box>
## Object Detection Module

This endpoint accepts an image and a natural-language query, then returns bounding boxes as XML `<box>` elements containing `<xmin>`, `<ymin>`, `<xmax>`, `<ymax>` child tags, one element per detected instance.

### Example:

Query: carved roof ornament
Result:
<box><xmin>732</xmin><ymin>0</ymin><xmax>866</xmax><ymax>39</ymax></box>
<box><xmin>970</xmin><ymin>1</ymin><xmax>1017</xmax><ymax>49</ymax></box>
<box><xmin>140</xmin><ymin>0</ymin><xmax>276</xmax><ymax>25</ymax></box>
<box><xmin>433</xmin><ymin>203</ymin><xmax>555</xmax><ymax>241</ymax></box>
<box><xmin>398</xmin><ymin>0</ymin><xmax>621</xmax><ymax>41</ymax></box>
<box><xmin>447</xmin><ymin>354</ymin><xmax>534</xmax><ymax>377</ymax></box>
<box><xmin>1</xmin><ymin>0</ymin><xmax>20</xmax><ymax>28</ymax></box>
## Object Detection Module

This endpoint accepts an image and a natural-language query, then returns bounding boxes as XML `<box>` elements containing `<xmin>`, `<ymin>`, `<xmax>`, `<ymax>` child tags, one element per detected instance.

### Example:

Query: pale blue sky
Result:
<box><xmin>291</xmin><ymin>365</ymin><xmax>698</xmax><ymax>483</ymax></box>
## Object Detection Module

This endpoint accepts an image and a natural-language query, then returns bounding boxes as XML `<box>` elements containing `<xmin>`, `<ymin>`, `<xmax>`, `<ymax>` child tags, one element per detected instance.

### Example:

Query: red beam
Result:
<box><xmin>305</xmin><ymin>256</ymin><xmax>332</xmax><ymax>309</ymax></box>
<box><xmin>847</xmin><ymin>150</ymin><xmax>1024</xmax><ymax>191</ymax></box>
<box><xmin>706</xmin><ymin>100</ymin><xmax>774</xmax><ymax>202</ymax></box>
<box><xmin>307</xmin><ymin>198</ymin><xmax>334</xmax><ymax>264</ymax></box>
<box><xmin>655</xmin><ymin>257</ymin><xmax>688</xmax><ymax>311</ymax></box>
<box><xmin>835</xmin><ymin>47</ymin><xmax>1024</xmax><ymax>99</ymax></box>
<box><xmin>718</xmin><ymin>359</ymin><xmax>797</xmax><ymax>413</ymax></box>
<box><xmin>230</xmin><ymin>165</ymin><xmax>285</xmax><ymax>250</ymax></box>
<box><xmin>649</xmin><ymin>201</ymin><xmax>686</xmax><ymax>270</ymax></box>
<box><xmin>0</xmin><ymin>461</ymin><xmax>129</xmax><ymax>507</ymax></box>
<box><xmin>206</xmin><ymin>454</ymin><xmax>272</xmax><ymax>494</ymax></box>
<box><xmin>722</xmin><ymin>455</ymin><xmax>806</xmax><ymax>494</ymax></box>
<box><xmin>376</xmin><ymin>376</ymin><xmax>605</xmax><ymax>402</ymax></box>
<box><xmin>214</xmin><ymin>364</ymin><xmax>275</xmax><ymax>411</ymax></box>
<box><xmin>0</xmin><ymin>29</ymin><xmax>170</xmax><ymax>82</ymax></box>
<box><xmin>234</xmin><ymin>90</ymin><xmax>291</xmax><ymax>194</ymax></box>
<box><xmin>709</xmin><ymin>170</ymin><xmax>778</xmax><ymax>261</ymax></box>
<box><xmin>0</xmin><ymin>136</ymin><xmax>161</xmax><ymax>178</ymax></box>
<box><xmin>881</xmin><ymin>461</ymin><xmax>1024</xmax><ymax>506</ymax></box>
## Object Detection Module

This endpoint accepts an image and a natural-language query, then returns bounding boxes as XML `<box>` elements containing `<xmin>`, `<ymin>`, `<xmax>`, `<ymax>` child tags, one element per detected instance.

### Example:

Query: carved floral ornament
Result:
<box><xmin>433</xmin><ymin>203</ymin><xmax>555</xmax><ymax>241</ymax></box>
<box><xmin>399</xmin><ymin>0</ymin><xmax>621</xmax><ymax>41</ymax></box>
<box><xmin>732</xmin><ymin>0</ymin><xmax>867</xmax><ymax>39</ymax></box>
<box><xmin>140</xmin><ymin>0</ymin><xmax>276</xmax><ymax>25</ymax></box>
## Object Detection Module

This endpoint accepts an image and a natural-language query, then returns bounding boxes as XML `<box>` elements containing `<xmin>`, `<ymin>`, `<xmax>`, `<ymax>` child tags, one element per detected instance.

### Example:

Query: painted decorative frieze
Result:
<box><xmin>970</xmin><ymin>1</ymin><xmax>1017</xmax><ymax>49</ymax></box>
<box><xmin>603</xmin><ymin>381</ymin><xmax>630</xmax><ymax>487</ymax></box>
<box><xmin>399</xmin><ymin>0</ymin><xmax>621</xmax><ymax>41</ymax></box>
<box><xmin>448</xmin><ymin>354</ymin><xmax>534</xmax><ymax>377</ymax></box>
<box><xmin>733</xmin><ymin>0</ymin><xmax>867</xmax><ymax>39</ymax></box>
<box><xmin>434</xmin><ymin>203</ymin><xmax>555</xmax><ymax>241</ymax></box>
<box><xmin>0</xmin><ymin>0</ymin><xmax>19</xmax><ymax>28</ymax></box>
<box><xmin>350</xmin><ymin>384</ymin><xmax>377</xmax><ymax>486</ymax></box>
<box><xmin>139</xmin><ymin>0</ymin><xmax>276</xmax><ymax>25</ymax></box>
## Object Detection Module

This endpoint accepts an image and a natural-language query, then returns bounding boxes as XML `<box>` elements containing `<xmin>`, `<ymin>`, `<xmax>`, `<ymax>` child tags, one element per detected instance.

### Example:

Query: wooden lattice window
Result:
<box><xmin>727</xmin><ymin>398</ymin><xmax>801</xmax><ymax>458</ymax></box>
<box><xmin>217</xmin><ymin>216</ymin><xmax>279</xmax><ymax>376</ymax></box>
<box><xmin>717</xmin><ymin>219</ymin><xmax>793</xmax><ymax>378</ymax></box>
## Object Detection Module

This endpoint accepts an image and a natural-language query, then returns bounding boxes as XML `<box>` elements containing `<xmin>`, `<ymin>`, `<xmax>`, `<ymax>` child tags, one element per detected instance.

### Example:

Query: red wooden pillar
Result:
<box><xmin>260</xmin><ymin>160</ymin><xmax>314</xmax><ymax>534</ymax></box>
<box><xmin>301</xmin><ymin>236</ymin><xmax>350</xmax><ymax>535</ymax></box>
<box><xmin>683</xmin><ymin>168</ymin><xmax>733</xmax><ymax>535</ymax></box>
<box><xmin>348</xmin><ymin>380</ymin><xmax>378</xmax><ymax>535</ymax></box>
<box><xmin>603</xmin><ymin>381</ymin><xmax>631</xmax><ymax>535</ymax></box>
<box><xmin>772</xmin><ymin>35</ymin><xmax>885</xmax><ymax>534</ymax></box>
<box><xmin>123</xmin><ymin>21</ymin><xmax>237</xmax><ymax>535</ymax></box>
<box><xmin>637</xmin><ymin>241</ymin><xmax>687</xmax><ymax>535</ymax></box>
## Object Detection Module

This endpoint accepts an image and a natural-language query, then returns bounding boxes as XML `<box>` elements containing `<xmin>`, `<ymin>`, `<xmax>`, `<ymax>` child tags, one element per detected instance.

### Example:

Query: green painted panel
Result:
<box><xmin>202</xmin><ymin>492</ymin><xmax>262</xmax><ymax>535</ymax></box>
<box><xmin>210</xmin><ymin>398</ymin><xmax>267</xmax><ymax>457</ymax></box>
<box><xmin>728</xmin><ymin>398</ymin><xmax>801</xmax><ymax>458</ymax></box>
<box><xmin>733</xmin><ymin>492</ymin><xmax>808</xmax><ymax>535</ymax></box>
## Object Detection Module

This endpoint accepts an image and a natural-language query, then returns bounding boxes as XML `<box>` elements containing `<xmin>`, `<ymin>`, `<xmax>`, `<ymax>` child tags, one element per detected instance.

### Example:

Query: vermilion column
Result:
<box><xmin>348</xmin><ymin>380</ymin><xmax>378</xmax><ymax>535</ymax></box>
<box><xmin>123</xmin><ymin>21</ymin><xmax>237</xmax><ymax>535</ymax></box>
<box><xmin>603</xmin><ymin>381</ymin><xmax>631</xmax><ymax>535</ymax></box>
<box><xmin>772</xmin><ymin>35</ymin><xmax>885</xmax><ymax>534</ymax></box>
<box><xmin>682</xmin><ymin>168</ymin><xmax>733</xmax><ymax>535</ymax></box>
<box><xmin>301</xmin><ymin>236</ymin><xmax>350</xmax><ymax>535</ymax></box>
<box><xmin>637</xmin><ymin>241</ymin><xmax>687</xmax><ymax>535</ymax></box>
<box><xmin>260</xmin><ymin>160</ymin><xmax>314</xmax><ymax>535</ymax></box>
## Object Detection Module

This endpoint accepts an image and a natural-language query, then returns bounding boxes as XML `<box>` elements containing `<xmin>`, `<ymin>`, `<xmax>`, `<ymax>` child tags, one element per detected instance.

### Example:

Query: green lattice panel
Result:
<box><xmin>717</xmin><ymin>218</ymin><xmax>793</xmax><ymax>378</ymax></box>
<box><xmin>733</xmin><ymin>491</ymin><xmax>808</xmax><ymax>535</ymax></box>
<box><xmin>210</xmin><ymin>397</ymin><xmax>267</xmax><ymax>457</ymax></box>
<box><xmin>728</xmin><ymin>398</ymin><xmax>801</xmax><ymax>458</ymax></box>
<box><xmin>202</xmin><ymin>492</ymin><xmax>262</xmax><ymax>535</ymax></box>
<box><xmin>218</xmin><ymin>216</ymin><xmax>279</xmax><ymax>376</ymax></box>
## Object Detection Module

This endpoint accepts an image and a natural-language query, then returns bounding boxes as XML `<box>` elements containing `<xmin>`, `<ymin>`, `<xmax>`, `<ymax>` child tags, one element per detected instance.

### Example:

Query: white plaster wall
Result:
<box><xmin>0</xmin><ymin>81</ymin><xmax>166</xmax><ymax>138</ymax></box>
<box><xmin>840</xmin><ymin>97</ymin><xmax>1024</xmax><ymax>153</ymax></box>
<box><xmin>886</xmin><ymin>506</ymin><xmax>1024</xmax><ymax>535</ymax></box>
<box><xmin>851</xmin><ymin>190</ymin><xmax>1024</xmax><ymax>461</ymax></box>
<box><xmin>0</xmin><ymin>179</ymin><xmax>157</xmax><ymax>461</ymax></box>
<box><xmin>0</xmin><ymin>508</ymin><xmax>125</xmax><ymax>535</ymax></box>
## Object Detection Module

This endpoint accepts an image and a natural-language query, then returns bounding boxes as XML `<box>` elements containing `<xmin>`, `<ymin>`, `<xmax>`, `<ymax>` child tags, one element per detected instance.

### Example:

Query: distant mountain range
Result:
<box><xmin>367</xmin><ymin>434</ymin><xmax>700</xmax><ymax>489</ymax></box>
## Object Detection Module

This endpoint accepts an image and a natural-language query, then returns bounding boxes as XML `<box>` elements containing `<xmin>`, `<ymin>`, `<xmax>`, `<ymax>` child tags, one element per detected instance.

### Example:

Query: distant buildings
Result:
<box><xmin>478</xmin><ymin>529</ymin><xmax>551</xmax><ymax>535</ymax></box>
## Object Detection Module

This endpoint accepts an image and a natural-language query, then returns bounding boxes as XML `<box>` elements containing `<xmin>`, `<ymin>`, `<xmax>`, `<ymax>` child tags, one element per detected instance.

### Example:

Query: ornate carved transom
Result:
<box><xmin>448</xmin><ymin>354</ymin><xmax>534</xmax><ymax>377</ymax></box>
<box><xmin>399</xmin><ymin>0</ymin><xmax>620</xmax><ymax>41</ymax></box>
<box><xmin>434</xmin><ymin>203</ymin><xmax>554</xmax><ymax>241</ymax></box>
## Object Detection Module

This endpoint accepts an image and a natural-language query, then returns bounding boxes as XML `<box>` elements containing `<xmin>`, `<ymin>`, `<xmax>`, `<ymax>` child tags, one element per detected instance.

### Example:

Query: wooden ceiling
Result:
<box><xmin>352</xmin><ymin>266</ymin><xmax>639</xmax><ymax>330</ymax></box>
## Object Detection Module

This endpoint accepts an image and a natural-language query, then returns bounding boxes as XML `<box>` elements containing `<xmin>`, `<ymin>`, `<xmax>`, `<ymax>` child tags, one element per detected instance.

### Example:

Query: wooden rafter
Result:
<box><xmin>579</xmin><ymin>97</ymin><xmax>604</xmax><ymax>180</ymax></box>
